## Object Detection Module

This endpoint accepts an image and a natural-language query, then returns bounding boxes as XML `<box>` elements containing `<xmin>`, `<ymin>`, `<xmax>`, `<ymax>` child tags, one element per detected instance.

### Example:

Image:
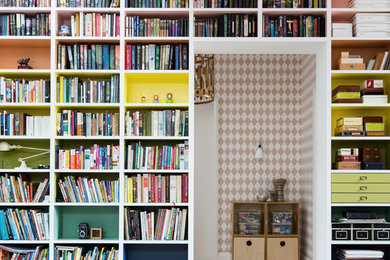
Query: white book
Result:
<box><xmin>149</xmin><ymin>44</ymin><xmax>155</xmax><ymax>70</ymax></box>
<box><xmin>137</xmin><ymin>174</ymin><xmax>142</xmax><ymax>203</ymax></box>
<box><xmin>180</xmin><ymin>208</ymin><xmax>187</xmax><ymax>240</ymax></box>
<box><xmin>381</xmin><ymin>51</ymin><xmax>389</xmax><ymax>70</ymax></box>
<box><xmin>80</xmin><ymin>12</ymin><xmax>84</xmax><ymax>37</ymax></box>
<box><xmin>363</xmin><ymin>95</ymin><xmax>388</xmax><ymax>104</ymax></box>
<box><xmin>354</xmin><ymin>23</ymin><xmax>390</xmax><ymax>31</ymax></box>
<box><xmin>367</xmin><ymin>59</ymin><xmax>376</xmax><ymax>70</ymax></box>
<box><xmin>145</xmin><ymin>45</ymin><xmax>149</xmax><ymax>70</ymax></box>
<box><xmin>176</xmin><ymin>175</ymin><xmax>182</xmax><ymax>203</ymax></box>
<box><xmin>143</xmin><ymin>174</ymin><xmax>148</xmax><ymax>203</ymax></box>
<box><xmin>354</xmin><ymin>31</ymin><xmax>390</xmax><ymax>38</ymax></box>
<box><xmin>170</xmin><ymin>175</ymin><xmax>176</xmax><ymax>203</ymax></box>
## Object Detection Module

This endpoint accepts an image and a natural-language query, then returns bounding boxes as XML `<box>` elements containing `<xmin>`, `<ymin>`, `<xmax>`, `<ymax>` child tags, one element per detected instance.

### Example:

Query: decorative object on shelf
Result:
<box><xmin>78</xmin><ymin>223</ymin><xmax>90</xmax><ymax>239</ymax></box>
<box><xmin>1</xmin><ymin>160</ymin><xmax>12</xmax><ymax>169</ymax></box>
<box><xmin>153</xmin><ymin>94</ymin><xmax>159</xmax><ymax>103</ymax></box>
<box><xmin>17</xmin><ymin>58</ymin><xmax>32</xmax><ymax>69</ymax></box>
<box><xmin>59</xmin><ymin>24</ymin><xmax>71</xmax><ymax>36</ymax></box>
<box><xmin>0</xmin><ymin>142</ymin><xmax>49</xmax><ymax>169</ymax></box>
<box><xmin>195</xmin><ymin>54</ymin><xmax>214</xmax><ymax>104</ymax></box>
<box><xmin>91</xmin><ymin>228</ymin><xmax>103</xmax><ymax>239</ymax></box>
<box><xmin>257</xmin><ymin>195</ymin><xmax>267</xmax><ymax>202</ymax></box>
<box><xmin>141</xmin><ymin>94</ymin><xmax>146</xmax><ymax>103</ymax></box>
<box><xmin>255</xmin><ymin>144</ymin><xmax>263</xmax><ymax>159</ymax></box>
<box><xmin>273</xmin><ymin>178</ymin><xmax>287</xmax><ymax>202</ymax></box>
<box><xmin>166</xmin><ymin>92</ymin><xmax>173</xmax><ymax>103</ymax></box>
<box><xmin>338</xmin><ymin>52</ymin><xmax>365</xmax><ymax>70</ymax></box>
<box><xmin>266</xmin><ymin>190</ymin><xmax>277</xmax><ymax>202</ymax></box>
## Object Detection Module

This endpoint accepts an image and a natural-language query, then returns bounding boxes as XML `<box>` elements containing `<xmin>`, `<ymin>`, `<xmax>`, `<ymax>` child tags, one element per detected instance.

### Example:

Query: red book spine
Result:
<box><xmin>337</xmin><ymin>155</ymin><xmax>359</xmax><ymax>162</ymax></box>
<box><xmin>125</xmin><ymin>45</ymin><xmax>131</xmax><ymax>70</ymax></box>
<box><xmin>154</xmin><ymin>175</ymin><xmax>158</xmax><ymax>203</ymax></box>
<box><xmin>179</xmin><ymin>44</ymin><xmax>183</xmax><ymax>70</ymax></box>
<box><xmin>116</xmin><ymin>16</ymin><xmax>120</xmax><ymax>37</ymax></box>
<box><xmin>293</xmin><ymin>19</ymin><xmax>298</xmax><ymax>37</ymax></box>
<box><xmin>75</xmin><ymin>151</ymin><xmax>81</xmax><ymax>169</ymax></box>
<box><xmin>151</xmin><ymin>173</ymin><xmax>155</xmax><ymax>203</ymax></box>
<box><xmin>182</xmin><ymin>174</ymin><xmax>188</xmax><ymax>203</ymax></box>
<box><xmin>314</xmin><ymin>18</ymin><xmax>318</xmax><ymax>37</ymax></box>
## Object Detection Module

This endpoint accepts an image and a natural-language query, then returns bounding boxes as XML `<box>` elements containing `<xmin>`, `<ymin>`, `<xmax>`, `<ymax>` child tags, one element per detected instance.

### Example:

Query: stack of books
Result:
<box><xmin>0</xmin><ymin>245</ymin><xmax>48</xmax><ymax>260</ymax></box>
<box><xmin>352</xmin><ymin>13</ymin><xmax>390</xmax><ymax>38</ymax></box>
<box><xmin>360</xmin><ymin>147</ymin><xmax>383</xmax><ymax>169</ymax></box>
<box><xmin>337</xmin><ymin>249</ymin><xmax>384</xmax><ymax>260</ymax></box>
<box><xmin>334</xmin><ymin>148</ymin><xmax>361</xmax><ymax>170</ymax></box>
<box><xmin>364</xmin><ymin>116</ymin><xmax>385</xmax><ymax>136</ymax></box>
<box><xmin>55</xmin><ymin>246</ymin><xmax>118</xmax><ymax>260</ymax></box>
<box><xmin>349</xmin><ymin>0</ymin><xmax>390</xmax><ymax>8</ymax></box>
<box><xmin>332</xmin><ymin>85</ymin><xmax>361</xmax><ymax>103</ymax></box>
<box><xmin>360</xmin><ymin>80</ymin><xmax>388</xmax><ymax>104</ymax></box>
<box><xmin>332</xmin><ymin>23</ymin><xmax>352</xmax><ymax>38</ymax></box>
<box><xmin>338</xmin><ymin>52</ymin><xmax>365</xmax><ymax>70</ymax></box>
<box><xmin>335</xmin><ymin>117</ymin><xmax>364</xmax><ymax>136</ymax></box>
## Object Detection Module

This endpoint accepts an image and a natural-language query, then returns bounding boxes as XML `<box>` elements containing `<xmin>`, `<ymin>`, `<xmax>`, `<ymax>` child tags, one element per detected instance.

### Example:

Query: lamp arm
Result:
<box><xmin>12</xmin><ymin>145</ymin><xmax>49</xmax><ymax>152</ymax></box>
<box><xmin>18</xmin><ymin>151</ymin><xmax>50</xmax><ymax>162</ymax></box>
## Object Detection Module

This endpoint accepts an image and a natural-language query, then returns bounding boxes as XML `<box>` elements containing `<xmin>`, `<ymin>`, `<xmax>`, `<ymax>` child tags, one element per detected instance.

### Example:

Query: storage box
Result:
<box><xmin>363</xmin><ymin>162</ymin><xmax>384</xmax><ymax>170</ymax></box>
<box><xmin>272</xmin><ymin>211</ymin><xmax>292</xmax><ymax>224</ymax></box>
<box><xmin>238</xmin><ymin>211</ymin><xmax>260</xmax><ymax>223</ymax></box>
<box><xmin>334</xmin><ymin>161</ymin><xmax>361</xmax><ymax>170</ymax></box>
<box><xmin>332</xmin><ymin>223</ymin><xmax>352</xmax><ymax>240</ymax></box>
<box><xmin>353</xmin><ymin>224</ymin><xmax>372</xmax><ymax>240</ymax></box>
<box><xmin>271</xmin><ymin>223</ymin><xmax>292</xmax><ymax>235</ymax></box>
<box><xmin>338</xmin><ymin>62</ymin><xmax>366</xmax><ymax>70</ymax></box>
<box><xmin>238</xmin><ymin>223</ymin><xmax>261</xmax><ymax>235</ymax></box>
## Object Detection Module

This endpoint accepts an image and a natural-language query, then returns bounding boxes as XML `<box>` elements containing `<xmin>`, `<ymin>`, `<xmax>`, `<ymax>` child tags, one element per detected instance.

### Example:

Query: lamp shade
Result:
<box><xmin>0</xmin><ymin>142</ymin><xmax>12</xmax><ymax>152</ymax></box>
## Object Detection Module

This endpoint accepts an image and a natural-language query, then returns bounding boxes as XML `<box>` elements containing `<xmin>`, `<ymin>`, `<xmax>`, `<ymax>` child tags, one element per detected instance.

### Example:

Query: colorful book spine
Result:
<box><xmin>0</xmin><ymin>112</ymin><xmax>50</xmax><ymax>136</ymax></box>
<box><xmin>125</xmin><ymin>16</ymin><xmax>188</xmax><ymax>37</ymax></box>
<box><xmin>126</xmin><ymin>0</ymin><xmax>188</xmax><ymax>7</ymax></box>
<box><xmin>0</xmin><ymin>78</ymin><xmax>50</xmax><ymax>104</ymax></box>
<box><xmin>55</xmin><ymin>246</ymin><xmax>118</xmax><ymax>260</ymax></box>
<box><xmin>0</xmin><ymin>175</ymin><xmax>49</xmax><ymax>203</ymax></box>
<box><xmin>0</xmin><ymin>13</ymin><xmax>50</xmax><ymax>36</ymax></box>
<box><xmin>263</xmin><ymin>15</ymin><xmax>325</xmax><ymax>37</ymax></box>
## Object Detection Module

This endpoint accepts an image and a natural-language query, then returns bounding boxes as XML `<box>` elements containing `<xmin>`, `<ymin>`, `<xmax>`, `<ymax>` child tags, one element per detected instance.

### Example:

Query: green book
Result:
<box><xmin>286</xmin><ymin>0</ymin><xmax>292</xmax><ymax>8</ymax></box>
<box><xmin>109</xmin><ymin>45</ymin><xmax>115</xmax><ymax>70</ymax></box>
<box><xmin>146</xmin><ymin>111</ymin><xmax>152</xmax><ymax>136</ymax></box>
<box><xmin>365</xmin><ymin>123</ymin><xmax>385</xmax><ymax>132</ymax></box>
<box><xmin>155</xmin><ymin>45</ymin><xmax>160</xmax><ymax>70</ymax></box>
<box><xmin>333</xmin><ymin>92</ymin><xmax>360</xmax><ymax>100</ymax></box>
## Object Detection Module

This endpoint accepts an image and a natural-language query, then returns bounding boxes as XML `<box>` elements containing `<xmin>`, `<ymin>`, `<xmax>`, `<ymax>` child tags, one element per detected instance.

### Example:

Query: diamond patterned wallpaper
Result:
<box><xmin>215</xmin><ymin>54</ymin><xmax>314</xmax><ymax>255</ymax></box>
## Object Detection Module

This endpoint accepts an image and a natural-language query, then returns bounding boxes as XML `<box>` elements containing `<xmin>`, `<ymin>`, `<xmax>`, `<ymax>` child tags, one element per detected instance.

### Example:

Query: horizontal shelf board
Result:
<box><xmin>233</xmin><ymin>234</ymin><xmax>265</xmax><ymax>237</ymax></box>
<box><xmin>56</xmin><ymin>70</ymin><xmax>120</xmax><ymax>74</ymax></box>
<box><xmin>56</xmin><ymin>37</ymin><xmax>120</xmax><ymax>43</ymax></box>
<box><xmin>331</xmin><ymin>8</ymin><xmax>390</xmax><ymax>12</ymax></box>
<box><xmin>331</xmin><ymin>203</ymin><xmax>390</xmax><ymax>207</ymax></box>
<box><xmin>0</xmin><ymin>169</ymin><xmax>50</xmax><ymax>173</ymax></box>
<box><xmin>331</xmin><ymin>104</ymin><xmax>390</xmax><ymax>109</ymax></box>
<box><xmin>0</xmin><ymin>103</ymin><xmax>50</xmax><ymax>108</ymax></box>
<box><xmin>54</xmin><ymin>203</ymin><xmax>119</xmax><ymax>206</ymax></box>
<box><xmin>55</xmin><ymin>136</ymin><xmax>120</xmax><ymax>140</ymax></box>
<box><xmin>124</xmin><ymin>136</ymin><xmax>189</xmax><ymax>140</ymax></box>
<box><xmin>54</xmin><ymin>239</ymin><xmax>119</xmax><ymax>244</ymax></box>
<box><xmin>123</xmin><ymin>8</ymin><xmax>189</xmax><ymax>12</ymax></box>
<box><xmin>55</xmin><ymin>7</ymin><xmax>120</xmax><ymax>12</ymax></box>
<box><xmin>123</xmin><ymin>240</ymin><xmax>188</xmax><ymax>244</ymax></box>
<box><xmin>332</xmin><ymin>70</ymin><xmax>390</xmax><ymax>75</ymax></box>
<box><xmin>194</xmin><ymin>8</ymin><xmax>258</xmax><ymax>15</ymax></box>
<box><xmin>124</xmin><ymin>203</ymin><xmax>189</xmax><ymax>206</ymax></box>
<box><xmin>0</xmin><ymin>7</ymin><xmax>51</xmax><ymax>13</ymax></box>
<box><xmin>0</xmin><ymin>69</ymin><xmax>51</xmax><ymax>74</ymax></box>
<box><xmin>0</xmin><ymin>38</ymin><xmax>50</xmax><ymax>48</ymax></box>
<box><xmin>262</xmin><ymin>8</ymin><xmax>326</xmax><ymax>14</ymax></box>
<box><xmin>331</xmin><ymin>240</ymin><xmax>390</xmax><ymax>245</ymax></box>
<box><xmin>331</xmin><ymin>137</ymin><xmax>390</xmax><ymax>141</ymax></box>
<box><xmin>266</xmin><ymin>234</ymin><xmax>299</xmax><ymax>238</ymax></box>
<box><xmin>125</xmin><ymin>103</ymin><xmax>189</xmax><ymax>107</ymax></box>
<box><xmin>0</xmin><ymin>240</ymin><xmax>50</xmax><ymax>244</ymax></box>
<box><xmin>124</xmin><ymin>70</ymin><xmax>189</xmax><ymax>73</ymax></box>
<box><xmin>124</xmin><ymin>37</ymin><xmax>189</xmax><ymax>41</ymax></box>
<box><xmin>0</xmin><ymin>36</ymin><xmax>51</xmax><ymax>40</ymax></box>
<box><xmin>332</xmin><ymin>39</ymin><xmax>390</xmax><ymax>48</ymax></box>
<box><xmin>55</xmin><ymin>103</ymin><xmax>121</xmax><ymax>107</ymax></box>
<box><xmin>0</xmin><ymin>203</ymin><xmax>50</xmax><ymax>206</ymax></box>
<box><xmin>124</xmin><ymin>169</ymin><xmax>188</xmax><ymax>173</ymax></box>
<box><xmin>331</xmin><ymin>170</ymin><xmax>390</xmax><ymax>174</ymax></box>
<box><xmin>0</xmin><ymin>136</ymin><xmax>50</xmax><ymax>140</ymax></box>
<box><xmin>55</xmin><ymin>169</ymin><xmax>120</xmax><ymax>173</ymax></box>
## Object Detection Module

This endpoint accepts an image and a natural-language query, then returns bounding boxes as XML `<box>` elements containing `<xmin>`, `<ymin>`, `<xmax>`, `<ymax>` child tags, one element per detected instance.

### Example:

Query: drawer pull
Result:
<box><xmin>360</xmin><ymin>176</ymin><xmax>368</xmax><ymax>181</ymax></box>
<box><xmin>360</xmin><ymin>186</ymin><xmax>367</xmax><ymax>191</ymax></box>
<box><xmin>360</xmin><ymin>196</ymin><xmax>368</xmax><ymax>201</ymax></box>
<box><xmin>280</xmin><ymin>241</ymin><xmax>286</xmax><ymax>247</ymax></box>
<box><xmin>246</xmin><ymin>240</ymin><xmax>252</xmax><ymax>246</ymax></box>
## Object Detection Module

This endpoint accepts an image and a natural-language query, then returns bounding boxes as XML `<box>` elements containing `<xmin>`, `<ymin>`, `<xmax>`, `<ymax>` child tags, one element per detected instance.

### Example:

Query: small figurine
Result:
<box><xmin>59</xmin><ymin>24</ymin><xmax>71</xmax><ymax>36</ymax></box>
<box><xmin>141</xmin><ymin>94</ymin><xmax>146</xmax><ymax>103</ymax></box>
<box><xmin>17</xmin><ymin>58</ymin><xmax>33</xmax><ymax>69</ymax></box>
<box><xmin>153</xmin><ymin>94</ymin><xmax>159</xmax><ymax>103</ymax></box>
<box><xmin>166</xmin><ymin>92</ymin><xmax>173</xmax><ymax>103</ymax></box>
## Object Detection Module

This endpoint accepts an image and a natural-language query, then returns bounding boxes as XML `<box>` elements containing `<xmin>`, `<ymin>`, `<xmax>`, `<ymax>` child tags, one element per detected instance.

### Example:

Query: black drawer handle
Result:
<box><xmin>280</xmin><ymin>241</ymin><xmax>286</xmax><ymax>247</ymax></box>
<box><xmin>246</xmin><ymin>240</ymin><xmax>252</xmax><ymax>246</ymax></box>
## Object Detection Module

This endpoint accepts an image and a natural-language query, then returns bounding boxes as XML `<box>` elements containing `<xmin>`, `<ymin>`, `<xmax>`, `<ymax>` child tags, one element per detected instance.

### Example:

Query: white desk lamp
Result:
<box><xmin>0</xmin><ymin>142</ymin><xmax>50</xmax><ymax>169</ymax></box>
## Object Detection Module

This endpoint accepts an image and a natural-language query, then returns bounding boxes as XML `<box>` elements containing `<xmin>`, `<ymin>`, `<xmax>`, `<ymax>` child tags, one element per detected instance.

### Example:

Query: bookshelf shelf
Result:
<box><xmin>124</xmin><ymin>203</ymin><xmax>189</xmax><ymax>206</ymax></box>
<box><xmin>262</xmin><ymin>8</ymin><xmax>327</xmax><ymax>14</ymax></box>
<box><xmin>54</xmin><ymin>169</ymin><xmax>120</xmax><ymax>173</ymax></box>
<box><xmin>0</xmin><ymin>7</ymin><xmax>52</xmax><ymax>13</ymax></box>
<box><xmin>55</xmin><ymin>103</ymin><xmax>121</xmax><ymax>107</ymax></box>
<box><xmin>123</xmin><ymin>240</ymin><xmax>189</xmax><ymax>244</ymax></box>
<box><xmin>331</xmin><ymin>137</ymin><xmax>390</xmax><ymax>141</ymax></box>
<box><xmin>56</xmin><ymin>37</ymin><xmax>121</xmax><ymax>43</ymax></box>
<box><xmin>331</xmin><ymin>170</ymin><xmax>390</xmax><ymax>174</ymax></box>
<box><xmin>0</xmin><ymin>169</ymin><xmax>50</xmax><ymax>173</ymax></box>
<box><xmin>0</xmin><ymin>240</ymin><xmax>50</xmax><ymax>244</ymax></box>
<box><xmin>332</xmin><ymin>70</ymin><xmax>390</xmax><ymax>74</ymax></box>
<box><xmin>124</xmin><ymin>103</ymin><xmax>189</xmax><ymax>107</ymax></box>
<box><xmin>124</xmin><ymin>136</ymin><xmax>189</xmax><ymax>140</ymax></box>
<box><xmin>0</xmin><ymin>104</ymin><xmax>51</xmax><ymax>108</ymax></box>
<box><xmin>124</xmin><ymin>169</ymin><xmax>188</xmax><ymax>173</ymax></box>
<box><xmin>55</xmin><ymin>70</ymin><xmax>121</xmax><ymax>74</ymax></box>
<box><xmin>0</xmin><ymin>203</ymin><xmax>50</xmax><ymax>206</ymax></box>
<box><xmin>54</xmin><ymin>203</ymin><xmax>120</xmax><ymax>206</ymax></box>
<box><xmin>123</xmin><ymin>70</ymin><xmax>189</xmax><ymax>73</ymax></box>
<box><xmin>55</xmin><ymin>8</ymin><xmax>120</xmax><ymax>12</ymax></box>
<box><xmin>124</xmin><ymin>37</ymin><xmax>190</xmax><ymax>42</ymax></box>
<box><xmin>123</xmin><ymin>8</ymin><xmax>189</xmax><ymax>12</ymax></box>
<box><xmin>54</xmin><ymin>239</ymin><xmax>120</xmax><ymax>244</ymax></box>
<box><xmin>54</xmin><ymin>136</ymin><xmax>120</xmax><ymax>140</ymax></box>
<box><xmin>0</xmin><ymin>136</ymin><xmax>51</xmax><ymax>140</ymax></box>
<box><xmin>331</xmin><ymin>203</ymin><xmax>390</xmax><ymax>207</ymax></box>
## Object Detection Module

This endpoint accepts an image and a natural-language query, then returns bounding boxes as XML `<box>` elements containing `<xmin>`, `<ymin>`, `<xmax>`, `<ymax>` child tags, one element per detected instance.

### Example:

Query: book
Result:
<box><xmin>0</xmin><ymin>112</ymin><xmax>50</xmax><ymax>136</ymax></box>
<box><xmin>363</xmin><ymin>95</ymin><xmax>388</xmax><ymax>104</ymax></box>
<box><xmin>0</xmin><ymin>77</ymin><xmax>50</xmax><ymax>103</ymax></box>
<box><xmin>127</xmin><ymin>0</ymin><xmax>189</xmax><ymax>7</ymax></box>
<box><xmin>263</xmin><ymin>15</ymin><xmax>325</xmax><ymax>37</ymax></box>
<box><xmin>336</xmin><ymin>117</ymin><xmax>363</xmax><ymax>127</ymax></box>
<box><xmin>56</xmin><ymin>246</ymin><xmax>118</xmax><ymax>260</ymax></box>
<box><xmin>126</xmin><ymin>16</ymin><xmax>188</xmax><ymax>37</ymax></box>
<box><xmin>0</xmin><ymin>13</ymin><xmax>50</xmax><ymax>36</ymax></box>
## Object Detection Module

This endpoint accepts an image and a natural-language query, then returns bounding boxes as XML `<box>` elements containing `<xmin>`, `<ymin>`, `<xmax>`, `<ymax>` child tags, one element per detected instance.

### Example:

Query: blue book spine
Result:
<box><xmin>131</xmin><ymin>45</ymin><xmax>136</xmax><ymax>70</ymax></box>
<box><xmin>91</xmin><ymin>45</ymin><xmax>96</xmax><ymax>70</ymax></box>
<box><xmin>270</xmin><ymin>21</ymin><xmax>275</xmax><ymax>37</ymax></box>
<box><xmin>6</xmin><ymin>209</ymin><xmax>18</xmax><ymax>239</ymax></box>
<box><xmin>80</xmin><ymin>178</ymin><xmax>89</xmax><ymax>202</ymax></box>
<box><xmin>107</xmin><ymin>112</ymin><xmax>111</xmax><ymax>136</ymax></box>
<box><xmin>175</xmin><ymin>46</ymin><xmax>179</xmax><ymax>70</ymax></box>
<box><xmin>102</xmin><ymin>45</ymin><xmax>109</xmax><ymax>70</ymax></box>
<box><xmin>136</xmin><ymin>16</ymin><xmax>140</xmax><ymax>37</ymax></box>
<box><xmin>0</xmin><ymin>210</ymin><xmax>9</xmax><ymax>240</ymax></box>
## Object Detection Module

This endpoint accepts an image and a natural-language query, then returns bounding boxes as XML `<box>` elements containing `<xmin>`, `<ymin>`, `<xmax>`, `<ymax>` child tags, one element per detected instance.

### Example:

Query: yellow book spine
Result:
<box><xmin>59</xmin><ymin>76</ymin><xmax>64</xmax><ymax>103</ymax></box>
<box><xmin>129</xmin><ymin>177</ymin><xmax>133</xmax><ymax>203</ymax></box>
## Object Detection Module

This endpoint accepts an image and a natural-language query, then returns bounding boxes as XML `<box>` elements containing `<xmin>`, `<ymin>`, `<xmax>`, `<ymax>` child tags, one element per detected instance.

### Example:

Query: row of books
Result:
<box><xmin>58</xmin><ymin>176</ymin><xmax>119</xmax><ymax>203</ymax></box>
<box><xmin>125</xmin><ymin>16</ymin><xmax>189</xmax><ymax>37</ymax></box>
<box><xmin>352</xmin><ymin>13</ymin><xmax>390</xmax><ymax>38</ymax></box>
<box><xmin>0</xmin><ymin>209</ymin><xmax>49</xmax><ymax>240</ymax></box>
<box><xmin>194</xmin><ymin>14</ymin><xmax>257</xmax><ymax>37</ymax></box>
<box><xmin>58</xmin><ymin>0</ymin><xmax>119</xmax><ymax>7</ymax></box>
<box><xmin>125</xmin><ymin>173</ymin><xmax>188</xmax><ymax>203</ymax></box>
<box><xmin>55</xmin><ymin>246</ymin><xmax>118</xmax><ymax>260</ymax></box>
<box><xmin>126</xmin><ymin>0</ymin><xmax>188</xmax><ymax>8</ymax></box>
<box><xmin>56</xmin><ymin>110</ymin><xmax>120</xmax><ymax>136</ymax></box>
<box><xmin>263</xmin><ymin>15</ymin><xmax>326</xmax><ymax>37</ymax></box>
<box><xmin>55</xmin><ymin>144</ymin><xmax>120</xmax><ymax>170</ymax></box>
<box><xmin>57</xmin><ymin>43</ymin><xmax>120</xmax><ymax>70</ymax></box>
<box><xmin>66</xmin><ymin>12</ymin><xmax>120</xmax><ymax>37</ymax></box>
<box><xmin>350</xmin><ymin>0</ymin><xmax>390</xmax><ymax>8</ymax></box>
<box><xmin>0</xmin><ymin>245</ymin><xmax>48</xmax><ymax>260</ymax></box>
<box><xmin>126</xmin><ymin>142</ymin><xmax>189</xmax><ymax>170</ymax></box>
<box><xmin>56</xmin><ymin>75</ymin><xmax>120</xmax><ymax>104</ymax></box>
<box><xmin>194</xmin><ymin>0</ymin><xmax>257</xmax><ymax>8</ymax></box>
<box><xmin>366</xmin><ymin>50</ymin><xmax>390</xmax><ymax>71</ymax></box>
<box><xmin>332</xmin><ymin>80</ymin><xmax>387</xmax><ymax>104</ymax></box>
<box><xmin>0</xmin><ymin>174</ymin><xmax>49</xmax><ymax>203</ymax></box>
<box><xmin>0</xmin><ymin>13</ymin><xmax>50</xmax><ymax>36</ymax></box>
<box><xmin>125</xmin><ymin>44</ymin><xmax>188</xmax><ymax>70</ymax></box>
<box><xmin>124</xmin><ymin>110</ymin><xmax>189</xmax><ymax>137</ymax></box>
<box><xmin>0</xmin><ymin>0</ymin><xmax>49</xmax><ymax>7</ymax></box>
<box><xmin>0</xmin><ymin>78</ymin><xmax>50</xmax><ymax>104</ymax></box>
<box><xmin>0</xmin><ymin>112</ymin><xmax>50</xmax><ymax>136</ymax></box>
<box><xmin>124</xmin><ymin>207</ymin><xmax>187</xmax><ymax>240</ymax></box>
<box><xmin>263</xmin><ymin>0</ymin><xmax>325</xmax><ymax>8</ymax></box>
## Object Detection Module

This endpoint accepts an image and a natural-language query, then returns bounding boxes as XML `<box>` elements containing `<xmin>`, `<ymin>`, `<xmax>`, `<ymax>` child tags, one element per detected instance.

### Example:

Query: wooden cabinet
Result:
<box><xmin>233</xmin><ymin>237</ymin><xmax>265</xmax><ymax>260</ymax></box>
<box><xmin>267</xmin><ymin>238</ymin><xmax>299</xmax><ymax>260</ymax></box>
<box><xmin>232</xmin><ymin>202</ymin><xmax>299</xmax><ymax>260</ymax></box>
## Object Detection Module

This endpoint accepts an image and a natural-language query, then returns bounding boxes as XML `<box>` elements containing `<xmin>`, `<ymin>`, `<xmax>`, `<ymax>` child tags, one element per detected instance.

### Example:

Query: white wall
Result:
<box><xmin>194</xmin><ymin>102</ymin><xmax>218</xmax><ymax>260</ymax></box>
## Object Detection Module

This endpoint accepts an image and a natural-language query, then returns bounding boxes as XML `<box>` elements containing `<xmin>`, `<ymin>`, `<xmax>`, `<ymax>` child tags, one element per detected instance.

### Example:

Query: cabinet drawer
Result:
<box><xmin>233</xmin><ymin>237</ymin><xmax>265</xmax><ymax>260</ymax></box>
<box><xmin>332</xmin><ymin>183</ymin><xmax>390</xmax><ymax>193</ymax></box>
<box><xmin>332</xmin><ymin>173</ymin><xmax>390</xmax><ymax>183</ymax></box>
<box><xmin>332</xmin><ymin>193</ymin><xmax>390</xmax><ymax>203</ymax></box>
<box><xmin>266</xmin><ymin>238</ymin><xmax>298</xmax><ymax>260</ymax></box>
